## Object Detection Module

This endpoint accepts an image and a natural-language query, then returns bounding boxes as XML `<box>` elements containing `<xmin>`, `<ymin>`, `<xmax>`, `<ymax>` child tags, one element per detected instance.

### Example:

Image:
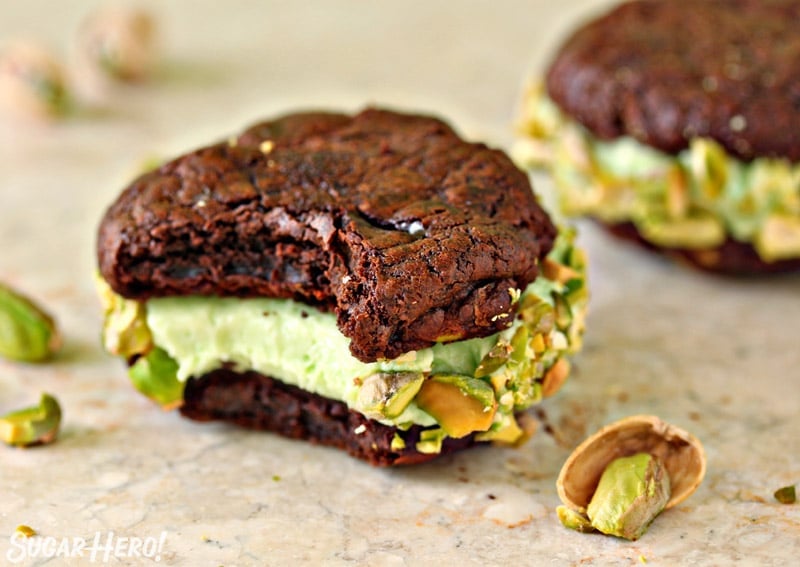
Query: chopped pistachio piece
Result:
<box><xmin>0</xmin><ymin>283</ymin><xmax>61</xmax><ymax>362</ymax></box>
<box><xmin>774</xmin><ymin>485</ymin><xmax>796</xmax><ymax>505</ymax></box>
<box><xmin>756</xmin><ymin>215</ymin><xmax>800</xmax><ymax>262</ymax></box>
<box><xmin>15</xmin><ymin>525</ymin><xmax>36</xmax><ymax>538</ymax></box>
<box><xmin>95</xmin><ymin>274</ymin><xmax>152</xmax><ymax>360</ymax></box>
<box><xmin>128</xmin><ymin>347</ymin><xmax>184</xmax><ymax>409</ymax></box>
<box><xmin>474</xmin><ymin>342</ymin><xmax>511</xmax><ymax>378</ymax></box>
<box><xmin>0</xmin><ymin>393</ymin><xmax>62</xmax><ymax>447</ymax></box>
<box><xmin>415</xmin><ymin>428</ymin><xmax>446</xmax><ymax>454</ymax></box>
<box><xmin>475</xmin><ymin>414</ymin><xmax>524</xmax><ymax>445</ymax></box>
<box><xmin>542</xmin><ymin>358</ymin><xmax>570</xmax><ymax>398</ymax></box>
<box><xmin>390</xmin><ymin>433</ymin><xmax>406</xmax><ymax>452</ymax></box>
<box><xmin>355</xmin><ymin>372</ymin><xmax>424</xmax><ymax>420</ymax></box>
<box><xmin>557</xmin><ymin>505</ymin><xmax>596</xmax><ymax>534</ymax></box>
<box><xmin>415</xmin><ymin>375</ymin><xmax>496</xmax><ymax>438</ymax></box>
<box><xmin>586</xmin><ymin>453</ymin><xmax>671</xmax><ymax>541</ymax></box>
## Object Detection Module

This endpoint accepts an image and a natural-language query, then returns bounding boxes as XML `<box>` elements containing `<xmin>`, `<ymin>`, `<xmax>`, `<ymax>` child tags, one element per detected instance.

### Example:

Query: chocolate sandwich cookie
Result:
<box><xmin>97</xmin><ymin>108</ymin><xmax>588</xmax><ymax>466</ymax></box>
<box><xmin>516</xmin><ymin>0</ymin><xmax>800</xmax><ymax>274</ymax></box>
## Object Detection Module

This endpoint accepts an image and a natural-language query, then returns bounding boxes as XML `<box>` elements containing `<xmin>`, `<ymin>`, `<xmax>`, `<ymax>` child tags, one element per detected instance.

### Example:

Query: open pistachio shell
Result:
<box><xmin>557</xmin><ymin>415</ymin><xmax>706</xmax><ymax>514</ymax></box>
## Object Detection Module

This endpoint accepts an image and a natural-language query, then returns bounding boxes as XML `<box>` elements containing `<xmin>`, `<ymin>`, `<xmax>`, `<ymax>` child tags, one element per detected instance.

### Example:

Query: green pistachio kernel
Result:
<box><xmin>474</xmin><ymin>342</ymin><xmax>511</xmax><ymax>378</ymax></box>
<box><xmin>774</xmin><ymin>485</ymin><xmax>796</xmax><ymax>505</ymax></box>
<box><xmin>556</xmin><ymin>505</ymin><xmax>596</xmax><ymax>534</ymax></box>
<box><xmin>0</xmin><ymin>283</ymin><xmax>61</xmax><ymax>362</ymax></box>
<box><xmin>390</xmin><ymin>433</ymin><xmax>406</xmax><ymax>452</ymax></box>
<box><xmin>509</xmin><ymin>325</ymin><xmax>530</xmax><ymax>364</ymax></box>
<box><xmin>587</xmin><ymin>453</ymin><xmax>671</xmax><ymax>541</ymax></box>
<box><xmin>355</xmin><ymin>372</ymin><xmax>425</xmax><ymax>420</ymax></box>
<box><xmin>415</xmin><ymin>427</ymin><xmax>446</xmax><ymax>454</ymax></box>
<box><xmin>95</xmin><ymin>274</ymin><xmax>152</xmax><ymax>359</ymax></box>
<box><xmin>518</xmin><ymin>298</ymin><xmax>555</xmax><ymax>335</ymax></box>
<box><xmin>128</xmin><ymin>347</ymin><xmax>184</xmax><ymax>409</ymax></box>
<box><xmin>0</xmin><ymin>393</ymin><xmax>62</xmax><ymax>447</ymax></box>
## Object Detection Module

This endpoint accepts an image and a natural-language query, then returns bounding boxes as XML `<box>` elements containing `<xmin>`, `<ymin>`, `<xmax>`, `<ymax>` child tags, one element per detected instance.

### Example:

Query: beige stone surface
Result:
<box><xmin>1</xmin><ymin>1</ymin><xmax>798</xmax><ymax>565</ymax></box>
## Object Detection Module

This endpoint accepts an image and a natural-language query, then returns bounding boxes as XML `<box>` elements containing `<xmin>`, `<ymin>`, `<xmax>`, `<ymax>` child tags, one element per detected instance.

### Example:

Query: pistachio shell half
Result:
<box><xmin>557</xmin><ymin>415</ymin><xmax>706</xmax><ymax>514</ymax></box>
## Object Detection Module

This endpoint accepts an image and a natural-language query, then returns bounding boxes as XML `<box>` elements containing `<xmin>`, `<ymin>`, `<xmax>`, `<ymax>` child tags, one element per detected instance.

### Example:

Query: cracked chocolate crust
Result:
<box><xmin>180</xmin><ymin>368</ymin><xmax>483</xmax><ymax>467</ymax></box>
<box><xmin>605</xmin><ymin>221</ymin><xmax>800</xmax><ymax>275</ymax></box>
<box><xmin>546</xmin><ymin>0</ymin><xmax>800</xmax><ymax>162</ymax></box>
<box><xmin>97</xmin><ymin>108</ymin><xmax>556</xmax><ymax>361</ymax></box>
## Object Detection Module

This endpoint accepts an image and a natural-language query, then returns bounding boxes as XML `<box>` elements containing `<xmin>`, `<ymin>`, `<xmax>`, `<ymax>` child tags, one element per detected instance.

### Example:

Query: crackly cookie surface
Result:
<box><xmin>546</xmin><ymin>0</ymin><xmax>800</xmax><ymax>162</ymax></box>
<box><xmin>98</xmin><ymin>108</ymin><xmax>556</xmax><ymax>362</ymax></box>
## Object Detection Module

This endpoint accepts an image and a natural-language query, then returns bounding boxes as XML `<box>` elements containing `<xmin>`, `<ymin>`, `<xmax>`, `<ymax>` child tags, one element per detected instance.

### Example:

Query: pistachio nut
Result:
<box><xmin>557</xmin><ymin>415</ymin><xmax>706</xmax><ymax>515</ymax></box>
<box><xmin>755</xmin><ymin>214</ymin><xmax>800</xmax><ymax>262</ymax></box>
<box><xmin>556</xmin><ymin>505</ymin><xmax>596</xmax><ymax>534</ymax></box>
<box><xmin>0</xmin><ymin>283</ymin><xmax>61</xmax><ymax>362</ymax></box>
<box><xmin>76</xmin><ymin>7</ymin><xmax>157</xmax><ymax>81</ymax></box>
<box><xmin>95</xmin><ymin>274</ymin><xmax>152</xmax><ymax>360</ymax></box>
<box><xmin>474</xmin><ymin>342</ymin><xmax>511</xmax><ymax>378</ymax></box>
<box><xmin>355</xmin><ymin>372</ymin><xmax>424</xmax><ymax>420</ymax></box>
<box><xmin>475</xmin><ymin>414</ymin><xmax>524</xmax><ymax>445</ymax></box>
<box><xmin>638</xmin><ymin>213</ymin><xmax>726</xmax><ymax>249</ymax></box>
<box><xmin>689</xmin><ymin>138</ymin><xmax>729</xmax><ymax>201</ymax></box>
<box><xmin>586</xmin><ymin>453</ymin><xmax>671</xmax><ymax>540</ymax></box>
<box><xmin>415</xmin><ymin>375</ymin><xmax>496</xmax><ymax>438</ymax></box>
<box><xmin>0</xmin><ymin>40</ymin><xmax>68</xmax><ymax>120</ymax></box>
<box><xmin>415</xmin><ymin>427</ymin><xmax>446</xmax><ymax>454</ymax></box>
<box><xmin>390</xmin><ymin>433</ymin><xmax>406</xmax><ymax>452</ymax></box>
<box><xmin>128</xmin><ymin>347</ymin><xmax>184</xmax><ymax>409</ymax></box>
<box><xmin>0</xmin><ymin>393</ymin><xmax>62</xmax><ymax>447</ymax></box>
<box><xmin>774</xmin><ymin>485</ymin><xmax>796</xmax><ymax>505</ymax></box>
<box><xmin>15</xmin><ymin>525</ymin><xmax>37</xmax><ymax>538</ymax></box>
<box><xmin>541</xmin><ymin>358</ymin><xmax>571</xmax><ymax>398</ymax></box>
<box><xmin>542</xmin><ymin>258</ymin><xmax>580</xmax><ymax>285</ymax></box>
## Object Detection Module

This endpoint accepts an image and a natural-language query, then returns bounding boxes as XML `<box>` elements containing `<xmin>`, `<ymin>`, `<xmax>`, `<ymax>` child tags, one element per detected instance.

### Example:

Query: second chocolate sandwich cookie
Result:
<box><xmin>517</xmin><ymin>0</ymin><xmax>800</xmax><ymax>274</ymax></box>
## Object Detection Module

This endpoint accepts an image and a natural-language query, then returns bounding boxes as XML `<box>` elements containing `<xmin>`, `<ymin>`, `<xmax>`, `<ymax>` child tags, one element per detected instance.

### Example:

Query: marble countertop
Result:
<box><xmin>1</xmin><ymin>1</ymin><xmax>798</xmax><ymax>565</ymax></box>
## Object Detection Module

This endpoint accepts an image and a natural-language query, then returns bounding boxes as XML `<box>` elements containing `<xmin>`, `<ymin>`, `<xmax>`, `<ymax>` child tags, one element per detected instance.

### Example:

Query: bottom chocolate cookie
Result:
<box><xmin>605</xmin><ymin>222</ymin><xmax>800</xmax><ymax>275</ymax></box>
<box><xmin>180</xmin><ymin>369</ymin><xmax>485</xmax><ymax>467</ymax></box>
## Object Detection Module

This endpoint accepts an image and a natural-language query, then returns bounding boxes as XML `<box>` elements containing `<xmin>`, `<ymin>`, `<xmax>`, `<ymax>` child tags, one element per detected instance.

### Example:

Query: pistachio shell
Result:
<box><xmin>557</xmin><ymin>415</ymin><xmax>706</xmax><ymax>514</ymax></box>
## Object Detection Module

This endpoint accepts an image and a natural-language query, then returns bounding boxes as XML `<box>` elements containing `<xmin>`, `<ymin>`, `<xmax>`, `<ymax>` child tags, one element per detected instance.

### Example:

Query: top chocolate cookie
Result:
<box><xmin>546</xmin><ymin>0</ymin><xmax>800</xmax><ymax>162</ymax></box>
<box><xmin>97</xmin><ymin>108</ymin><xmax>556</xmax><ymax>362</ymax></box>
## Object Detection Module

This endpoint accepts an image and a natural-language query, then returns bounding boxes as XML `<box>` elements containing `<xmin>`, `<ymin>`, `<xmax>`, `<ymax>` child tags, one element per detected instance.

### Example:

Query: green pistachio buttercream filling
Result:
<box><xmin>98</xmin><ymin>230</ymin><xmax>587</xmax><ymax>449</ymax></box>
<box><xmin>515</xmin><ymin>84</ymin><xmax>800</xmax><ymax>261</ymax></box>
